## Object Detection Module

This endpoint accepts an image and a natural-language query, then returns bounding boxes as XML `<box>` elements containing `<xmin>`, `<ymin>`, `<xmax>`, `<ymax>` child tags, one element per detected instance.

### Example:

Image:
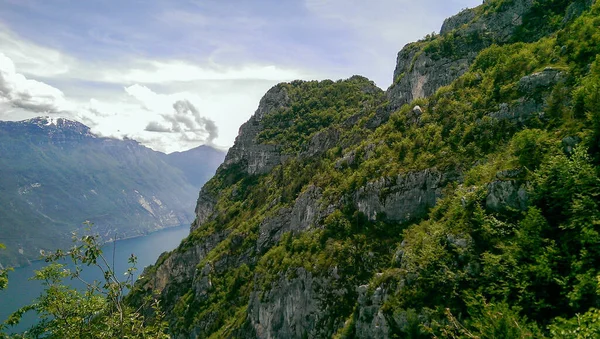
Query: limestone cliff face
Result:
<box><xmin>247</xmin><ymin>268</ymin><xmax>346</xmax><ymax>339</ymax></box>
<box><xmin>385</xmin><ymin>0</ymin><xmax>535</xmax><ymax>115</ymax></box>
<box><xmin>190</xmin><ymin>85</ymin><xmax>291</xmax><ymax>232</ymax></box>
<box><xmin>223</xmin><ymin>85</ymin><xmax>291</xmax><ymax>176</ymax></box>
<box><xmin>130</xmin><ymin>1</ymin><xmax>593</xmax><ymax>337</ymax></box>
<box><xmin>354</xmin><ymin>168</ymin><xmax>460</xmax><ymax>223</ymax></box>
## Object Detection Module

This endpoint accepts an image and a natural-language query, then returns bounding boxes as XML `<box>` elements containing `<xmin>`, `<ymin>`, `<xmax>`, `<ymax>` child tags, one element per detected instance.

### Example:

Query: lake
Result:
<box><xmin>0</xmin><ymin>225</ymin><xmax>189</xmax><ymax>333</ymax></box>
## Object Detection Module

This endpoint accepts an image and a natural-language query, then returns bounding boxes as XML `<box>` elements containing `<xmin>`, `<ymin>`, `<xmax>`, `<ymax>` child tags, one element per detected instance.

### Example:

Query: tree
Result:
<box><xmin>0</xmin><ymin>243</ymin><xmax>8</xmax><ymax>291</ymax></box>
<box><xmin>1</xmin><ymin>222</ymin><xmax>168</xmax><ymax>339</ymax></box>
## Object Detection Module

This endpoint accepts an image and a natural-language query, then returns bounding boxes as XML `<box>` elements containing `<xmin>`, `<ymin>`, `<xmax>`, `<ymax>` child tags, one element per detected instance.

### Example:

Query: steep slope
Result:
<box><xmin>131</xmin><ymin>0</ymin><xmax>600</xmax><ymax>337</ymax></box>
<box><xmin>0</xmin><ymin>117</ymin><xmax>222</xmax><ymax>267</ymax></box>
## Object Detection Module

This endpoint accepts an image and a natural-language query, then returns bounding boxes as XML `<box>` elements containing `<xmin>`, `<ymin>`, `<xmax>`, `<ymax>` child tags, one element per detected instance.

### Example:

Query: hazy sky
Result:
<box><xmin>0</xmin><ymin>0</ymin><xmax>481</xmax><ymax>153</ymax></box>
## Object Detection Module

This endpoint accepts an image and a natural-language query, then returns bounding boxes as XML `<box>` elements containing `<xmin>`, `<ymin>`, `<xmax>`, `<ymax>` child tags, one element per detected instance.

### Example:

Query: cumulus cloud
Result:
<box><xmin>121</xmin><ymin>84</ymin><xmax>218</xmax><ymax>146</ymax></box>
<box><xmin>145</xmin><ymin>121</ymin><xmax>172</xmax><ymax>133</ymax></box>
<box><xmin>0</xmin><ymin>53</ymin><xmax>71</xmax><ymax>113</ymax></box>
<box><xmin>145</xmin><ymin>99</ymin><xmax>219</xmax><ymax>144</ymax></box>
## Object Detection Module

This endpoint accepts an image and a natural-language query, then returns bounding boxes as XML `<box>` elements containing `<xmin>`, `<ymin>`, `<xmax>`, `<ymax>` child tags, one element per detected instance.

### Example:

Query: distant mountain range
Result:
<box><xmin>0</xmin><ymin>117</ymin><xmax>225</xmax><ymax>267</ymax></box>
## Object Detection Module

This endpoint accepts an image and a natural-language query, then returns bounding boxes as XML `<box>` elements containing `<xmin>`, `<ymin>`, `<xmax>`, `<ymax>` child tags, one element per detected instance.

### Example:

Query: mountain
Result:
<box><xmin>0</xmin><ymin>117</ymin><xmax>224</xmax><ymax>267</ymax></box>
<box><xmin>164</xmin><ymin>145</ymin><xmax>226</xmax><ymax>191</ymax></box>
<box><xmin>130</xmin><ymin>0</ymin><xmax>600</xmax><ymax>337</ymax></box>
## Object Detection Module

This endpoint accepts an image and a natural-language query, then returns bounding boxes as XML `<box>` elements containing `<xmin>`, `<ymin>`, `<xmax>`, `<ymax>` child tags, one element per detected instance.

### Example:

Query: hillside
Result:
<box><xmin>164</xmin><ymin>146</ymin><xmax>226</xmax><ymax>191</ymax></box>
<box><xmin>0</xmin><ymin>117</ymin><xmax>225</xmax><ymax>267</ymax></box>
<box><xmin>130</xmin><ymin>0</ymin><xmax>600</xmax><ymax>337</ymax></box>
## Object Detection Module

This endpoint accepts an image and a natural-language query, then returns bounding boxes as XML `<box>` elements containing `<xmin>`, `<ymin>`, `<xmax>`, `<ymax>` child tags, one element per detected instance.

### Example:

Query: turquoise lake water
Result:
<box><xmin>0</xmin><ymin>225</ymin><xmax>189</xmax><ymax>333</ymax></box>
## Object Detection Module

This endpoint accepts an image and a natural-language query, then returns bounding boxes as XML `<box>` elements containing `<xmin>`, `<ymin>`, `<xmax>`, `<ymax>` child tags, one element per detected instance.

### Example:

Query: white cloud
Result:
<box><xmin>0</xmin><ymin>27</ymin><xmax>307</xmax><ymax>85</ymax></box>
<box><xmin>76</xmin><ymin>81</ymin><xmax>275</xmax><ymax>153</ymax></box>
<box><xmin>0</xmin><ymin>53</ymin><xmax>72</xmax><ymax>113</ymax></box>
<box><xmin>0</xmin><ymin>0</ymin><xmax>484</xmax><ymax>152</ymax></box>
<box><xmin>0</xmin><ymin>30</ymin><xmax>303</xmax><ymax>153</ymax></box>
<box><xmin>103</xmin><ymin>60</ymin><xmax>309</xmax><ymax>84</ymax></box>
<box><xmin>0</xmin><ymin>28</ymin><xmax>72</xmax><ymax>77</ymax></box>
<box><xmin>124</xmin><ymin>84</ymin><xmax>218</xmax><ymax>145</ymax></box>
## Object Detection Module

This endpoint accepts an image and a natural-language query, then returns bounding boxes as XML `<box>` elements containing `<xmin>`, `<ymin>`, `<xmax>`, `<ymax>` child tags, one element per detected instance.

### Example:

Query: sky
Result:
<box><xmin>0</xmin><ymin>0</ymin><xmax>481</xmax><ymax>153</ymax></box>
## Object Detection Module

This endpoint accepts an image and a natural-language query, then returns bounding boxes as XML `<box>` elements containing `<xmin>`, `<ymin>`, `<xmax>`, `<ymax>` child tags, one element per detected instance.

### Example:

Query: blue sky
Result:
<box><xmin>0</xmin><ymin>0</ymin><xmax>481</xmax><ymax>152</ymax></box>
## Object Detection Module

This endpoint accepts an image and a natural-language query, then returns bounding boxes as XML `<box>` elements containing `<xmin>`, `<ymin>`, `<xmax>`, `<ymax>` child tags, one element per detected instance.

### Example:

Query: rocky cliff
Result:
<box><xmin>131</xmin><ymin>0</ymin><xmax>600</xmax><ymax>337</ymax></box>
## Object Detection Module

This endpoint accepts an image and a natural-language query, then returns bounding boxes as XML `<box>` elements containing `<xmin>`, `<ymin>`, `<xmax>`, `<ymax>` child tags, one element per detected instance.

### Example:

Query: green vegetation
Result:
<box><xmin>0</xmin><ymin>224</ymin><xmax>168</xmax><ymax>338</ymax></box>
<box><xmin>2</xmin><ymin>0</ymin><xmax>593</xmax><ymax>337</ymax></box>
<box><xmin>0</xmin><ymin>244</ymin><xmax>8</xmax><ymax>291</ymax></box>
<box><xmin>129</xmin><ymin>1</ymin><xmax>600</xmax><ymax>336</ymax></box>
<box><xmin>257</xmin><ymin>77</ymin><xmax>384</xmax><ymax>154</ymax></box>
<box><xmin>0</xmin><ymin>119</ymin><xmax>210</xmax><ymax>267</ymax></box>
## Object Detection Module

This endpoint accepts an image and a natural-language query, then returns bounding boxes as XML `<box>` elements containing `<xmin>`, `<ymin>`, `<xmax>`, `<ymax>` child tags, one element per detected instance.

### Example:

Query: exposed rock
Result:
<box><xmin>386</xmin><ymin>49</ymin><xmax>475</xmax><ymax>114</ymax></box>
<box><xmin>406</xmin><ymin>105</ymin><xmax>424</xmax><ymax>126</ymax></box>
<box><xmin>303</xmin><ymin>128</ymin><xmax>340</xmax><ymax>157</ymax></box>
<box><xmin>366</xmin><ymin>104</ymin><xmax>393</xmax><ymax>129</ymax></box>
<box><xmin>355</xmin><ymin>284</ymin><xmax>391</xmax><ymax>338</ymax></box>
<box><xmin>564</xmin><ymin>0</ymin><xmax>595</xmax><ymax>23</ymax></box>
<box><xmin>393</xmin><ymin>240</ymin><xmax>407</xmax><ymax>266</ymax></box>
<box><xmin>488</xmin><ymin>99</ymin><xmax>543</xmax><ymax>123</ymax></box>
<box><xmin>355</xmin><ymin>168</ymin><xmax>460</xmax><ymax>223</ymax></box>
<box><xmin>495</xmin><ymin>168</ymin><xmax>525</xmax><ymax>180</ymax></box>
<box><xmin>193</xmin><ymin>263</ymin><xmax>213</xmax><ymax>300</ymax></box>
<box><xmin>256</xmin><ymin>208</ymin><xmax>292</xmax><ymax>253</ymax></box>
<box><xmin>486</xmin><ymin>180</ymin><xmax>528</xmax><ymax>212</ymax></box>
<box><xmin>248</xmin><ymin>268</ymin><xmax>345</xmax><ymax>339</ymax></box>
<box><xmin>257</xmin><ymin>185</ymin><xmax>327</xmax><ymax>253</ymax></box>
<box><xmin>440</xmin><ymin>8</ymin><xmax>477</xmax><ymax>35</ymax></box>
<box><xmin>223</xmin><ymin>85</ymin><xmax>291</xmax><ymax>175</ymax></box>
<box><xmin>487</xmin><ymin>68</ymin><xmax>566</xmax><ymax>125</ymax></box>
<box><xmin>291</xmin><ymin>186</ymin><xmax>324</xmax><ymax>231</ymax></box>
<box><xmin>141</xmin><ymin>230</ymin><xmax>227</xmax><ymax>295</ymax></box>
<box><xmin>518</xmin><ymin>67</ymin><xmax>566</xmax><ymax>96</ymax></box>
<box><xmin>446</xmin><ymin>234</ymin><xmax>471</xmax><ymax>250</ymax></box>
<box><xmin>343</xmin><ymin>113</ymin><xmax>363</xmax><ymax>128</ymax></box>
<box><xmin>335</xmin><ymin>150</ymin><xmax>356</xmax><ymax>169</ymax></box>
<box><xmin>385</xmin><ymin>0</ymin><xmax>536</xmax><ymax>118</ymax></box>
<box><xmin>191</xmin><ymin>187</ymin><xmax>218</xmax><ymax>231</ymax></box>
<box><xmin>476</xmin><ymin>0</ymin><xmax>534</xmax><ymax>41</ymax></box>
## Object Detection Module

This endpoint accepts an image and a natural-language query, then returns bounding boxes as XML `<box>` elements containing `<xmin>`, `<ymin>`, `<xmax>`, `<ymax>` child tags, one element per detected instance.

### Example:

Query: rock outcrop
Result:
<box><xmin>223</xmin><ymin>85</ymin><xmax>291</xmax><ymax>176</ymax></box>
<box><xmin>486</xmin><ymin>180</ymin><xmax>528</xmax><ymax>212</ymax></box>
<box><xmin>354</xmin><ymin>168</ymin><xmax>460</xmax><ymax>223</ymax></box>
<box><xmin>354</xmin><ymin>283</ymin><xmax>391</xmax><ymax>338</ymax></box>
<box><xmin>128</xmin><ymin>1</ymin><xmax>596</xmax><ymax>337</ymax></box>
<box><xmin>257</xmin><ymin>185</ymin><xmax>330</xmax><ymax>253</ymax></box>
<box><xmin>385</xmin><ymin>0</ymin><xmax>536</xmax><ymax>116</ymax></box>
<box><xmin>248</xmin><ymin>268</ymin><xmax>345</xmax><ymax>339</ymax></box>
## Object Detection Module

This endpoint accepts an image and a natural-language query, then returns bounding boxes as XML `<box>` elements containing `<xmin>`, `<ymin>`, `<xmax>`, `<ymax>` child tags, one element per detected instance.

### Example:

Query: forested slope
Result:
<box><xmin>131</xmin><ymin>0</ymin><xmax>600</xmax><ymax>337</ymax></box>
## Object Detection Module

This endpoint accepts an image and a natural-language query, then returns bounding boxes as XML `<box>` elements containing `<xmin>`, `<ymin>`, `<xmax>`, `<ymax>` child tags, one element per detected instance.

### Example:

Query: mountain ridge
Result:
<box><xmin>130</xmin><ymin>0</ymin><xmax>600</xmax><ymax>337</ymax></box>
<box><xmin>0</xmin><ymin>116</ymin><xmax>225</xmax><ymax>267</ymax></box>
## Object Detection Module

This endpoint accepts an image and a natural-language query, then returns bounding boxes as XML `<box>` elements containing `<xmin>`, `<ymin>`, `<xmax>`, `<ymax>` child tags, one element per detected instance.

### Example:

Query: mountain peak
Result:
<box><xmin>0</xmin><ymin>116</ymin><xmax>95</xmax><ymax>138</ymax></box>
<box><xmin>25</xmin><ymin>116</ymin><xmax>91</xmax><ymax>131</ymax></box>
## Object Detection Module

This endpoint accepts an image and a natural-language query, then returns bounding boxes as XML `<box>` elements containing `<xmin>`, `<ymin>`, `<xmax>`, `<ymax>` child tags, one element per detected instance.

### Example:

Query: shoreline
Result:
<box><xmin>7</xmin><ymin>224</ymin><xmax>190</xmax><ymax>269</ymax></box>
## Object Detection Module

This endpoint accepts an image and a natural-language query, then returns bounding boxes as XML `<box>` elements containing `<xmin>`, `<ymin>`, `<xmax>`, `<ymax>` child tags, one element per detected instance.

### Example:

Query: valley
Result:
<box><xmin>0</xmin><ymin>117</ymin><xmax>224</xmax><ymax>267</ymax></box>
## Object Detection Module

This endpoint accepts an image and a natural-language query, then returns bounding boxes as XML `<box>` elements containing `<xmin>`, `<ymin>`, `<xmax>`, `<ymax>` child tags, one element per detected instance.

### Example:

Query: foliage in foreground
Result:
<box><xmin>0</xmin><ymin>244</ymin><xmax>8</xmax><ymax>291</ymax></box>
<box><xmin>0</xmin><ymin>223</ymin><xmax>168</xmax><ymax>339</ymax></box>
